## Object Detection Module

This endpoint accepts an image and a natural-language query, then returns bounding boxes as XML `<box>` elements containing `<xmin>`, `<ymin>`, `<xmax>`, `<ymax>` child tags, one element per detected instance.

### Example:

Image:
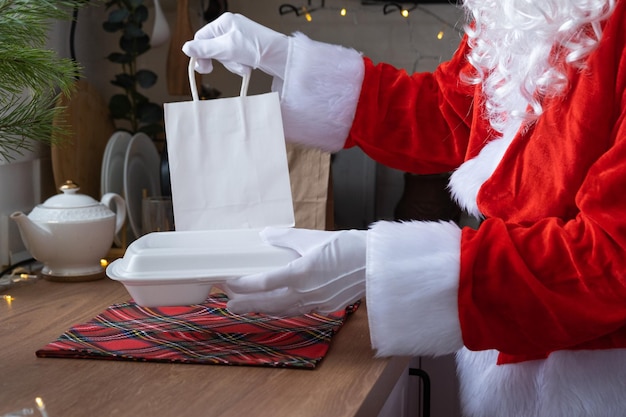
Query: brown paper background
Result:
<box><xmin>286</xmin><ymin>143</ymin><xmax>333</xmax><ymax>231</ymax></box>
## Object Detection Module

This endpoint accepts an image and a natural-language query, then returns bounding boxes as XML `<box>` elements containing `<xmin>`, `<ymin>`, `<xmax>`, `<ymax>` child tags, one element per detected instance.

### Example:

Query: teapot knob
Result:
<box><xmin>60</xmin><ymin>180</ymin><xmax>80</xmax><ymax>193</ymax></box>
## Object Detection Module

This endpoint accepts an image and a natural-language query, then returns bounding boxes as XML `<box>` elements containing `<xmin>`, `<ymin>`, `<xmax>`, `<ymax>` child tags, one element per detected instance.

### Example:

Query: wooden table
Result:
<box><xmin>0</xmin><ymin>277</ymin><xmax>409</xmax><ymax>417</ymax></box>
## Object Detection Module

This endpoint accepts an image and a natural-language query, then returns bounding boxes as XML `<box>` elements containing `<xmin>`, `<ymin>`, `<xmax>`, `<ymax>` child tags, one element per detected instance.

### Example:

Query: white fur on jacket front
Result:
<box><xmin>457</xmin><ymin>348</ymin><xmax>626</xmax><ymax>417</ymax></box>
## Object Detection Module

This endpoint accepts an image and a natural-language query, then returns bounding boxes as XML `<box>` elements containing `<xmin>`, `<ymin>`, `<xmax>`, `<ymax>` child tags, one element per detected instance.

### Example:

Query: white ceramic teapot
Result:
<box><xmin>11</xmin><ymin>180</ymin><xmax>126</xmax><ymax>281</ymax></box>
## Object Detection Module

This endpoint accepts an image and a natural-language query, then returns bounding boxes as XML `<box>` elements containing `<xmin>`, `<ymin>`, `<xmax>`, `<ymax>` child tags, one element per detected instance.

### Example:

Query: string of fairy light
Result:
<box><xmin>278</xmin><ymin>0</ymin><xmax>463</xmax><ymax>41</ymax></box>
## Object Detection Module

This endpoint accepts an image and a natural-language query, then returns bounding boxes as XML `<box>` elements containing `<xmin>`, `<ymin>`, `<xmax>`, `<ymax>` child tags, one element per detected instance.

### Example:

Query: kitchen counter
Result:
<box><xmin>0</xmin><ymin>276</ymin><xmax>410</xmax><ymax>417</ymax></box>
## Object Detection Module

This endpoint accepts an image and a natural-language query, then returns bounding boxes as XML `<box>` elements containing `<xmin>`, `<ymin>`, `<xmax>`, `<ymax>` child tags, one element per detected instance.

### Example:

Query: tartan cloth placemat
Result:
<box><xmin>36</xmin><ymin>293</ymin><xmax>359</xmax><ymax>369</ymax></box>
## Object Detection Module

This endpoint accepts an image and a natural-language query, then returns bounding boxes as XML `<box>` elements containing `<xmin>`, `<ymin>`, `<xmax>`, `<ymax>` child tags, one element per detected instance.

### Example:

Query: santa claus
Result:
<box><xmin>183</xmin><ymin>0</ymin><xmax>625</xmax><ymax>415</ymax></box>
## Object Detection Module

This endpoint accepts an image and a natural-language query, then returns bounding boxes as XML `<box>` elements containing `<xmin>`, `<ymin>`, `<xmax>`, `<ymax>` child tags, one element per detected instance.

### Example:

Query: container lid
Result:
<box><xmin>106</xmin><ymin>228</ymin><xmax>300</xmax><ymax>283</ymax></box>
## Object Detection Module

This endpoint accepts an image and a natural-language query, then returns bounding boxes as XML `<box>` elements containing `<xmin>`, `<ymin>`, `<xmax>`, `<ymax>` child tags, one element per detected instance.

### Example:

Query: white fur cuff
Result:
<box><xmin>366</xmin><ymin>220</ymin><xmax>464</xmax><ymax>357</ymax></box>
<box><xmin>276</xmin><ymin>32</ymin><xmax>364</xmax><ymax>153</ymax></box>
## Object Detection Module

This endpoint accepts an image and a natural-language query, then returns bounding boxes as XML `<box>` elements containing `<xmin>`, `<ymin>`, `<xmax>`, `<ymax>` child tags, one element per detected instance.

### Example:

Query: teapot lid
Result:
<box><xmin>43</xmin><ymin>181</ymin><xmax>99</xmax><ymax>208</ymax></box>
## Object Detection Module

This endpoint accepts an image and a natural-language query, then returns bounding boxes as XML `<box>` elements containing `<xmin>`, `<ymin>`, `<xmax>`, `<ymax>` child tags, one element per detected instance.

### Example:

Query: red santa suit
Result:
<box><xmin>273</xmin><ymin>0</ymin><xmax>626</xmax><ymax>415</ymax></box>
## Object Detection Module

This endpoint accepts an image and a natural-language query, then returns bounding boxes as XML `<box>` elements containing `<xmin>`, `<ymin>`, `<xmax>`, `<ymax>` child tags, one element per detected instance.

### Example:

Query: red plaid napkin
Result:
<box><xmin>36</xmin><ymin>293</ymin><xmax>359</xmax><ymax>369</ymax></box>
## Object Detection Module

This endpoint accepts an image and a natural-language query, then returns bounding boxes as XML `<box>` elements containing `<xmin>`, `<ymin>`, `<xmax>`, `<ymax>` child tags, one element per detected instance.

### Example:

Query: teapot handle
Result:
<box><xmin>101</xmin><ymin>193</ymin><xmax>127</xmax><ymax>235</ymax></box>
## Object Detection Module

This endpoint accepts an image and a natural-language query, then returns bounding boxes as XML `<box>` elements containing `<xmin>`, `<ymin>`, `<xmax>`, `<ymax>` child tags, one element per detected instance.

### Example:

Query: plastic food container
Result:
<box><xmin>106</xmin><ymin>229</ymin><xmax>299</xmax><ymax>307</ymax></box>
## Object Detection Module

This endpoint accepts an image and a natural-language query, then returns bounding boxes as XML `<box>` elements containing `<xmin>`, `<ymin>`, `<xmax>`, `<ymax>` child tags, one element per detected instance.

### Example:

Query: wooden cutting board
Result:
<box><xmin>167</xmin><ymin>0</ymin><xmax>201</xmax><ymax>96</ymax></box>
<box><xmin>51</xmin><ymin>79</ymin><xmax>116</xmax><ymax>199</ymax></box>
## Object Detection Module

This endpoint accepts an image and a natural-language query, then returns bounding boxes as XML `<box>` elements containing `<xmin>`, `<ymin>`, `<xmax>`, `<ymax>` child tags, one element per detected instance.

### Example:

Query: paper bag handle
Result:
<box><xmin>188</xmin><ymin>57</ymin><xmax>251</xmax><ymax>101</ymax></box>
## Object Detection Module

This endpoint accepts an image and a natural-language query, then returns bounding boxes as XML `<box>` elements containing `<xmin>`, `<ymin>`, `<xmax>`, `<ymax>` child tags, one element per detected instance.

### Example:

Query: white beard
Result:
<box><xmin>448</xmin><ymin>0</ymin><xmax>615</xmax><ymax>218</ymax></box>
<box><xmin>461</xmin><ymin>0</ymin><xmax>615</xmax><ymax>134</ymax></box>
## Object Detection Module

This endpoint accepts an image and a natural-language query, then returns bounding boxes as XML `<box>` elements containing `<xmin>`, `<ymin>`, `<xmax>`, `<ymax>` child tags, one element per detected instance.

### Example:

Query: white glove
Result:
<box><xmin>225</xmin><ymin>227</ymin><xmax>367</xmax><ymax>316</ymax></box>
<box><xmin>182</xmin><ymin>12</ymin><xmax>288</xmax><ymax>79</ymax></box>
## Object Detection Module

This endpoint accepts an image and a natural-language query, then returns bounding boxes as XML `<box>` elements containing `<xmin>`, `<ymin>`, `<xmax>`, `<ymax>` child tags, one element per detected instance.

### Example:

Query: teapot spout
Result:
<box><xmin>10</xmin><ymin>211</ymin><xmax>53</xmax><ymax>257</ymax></box>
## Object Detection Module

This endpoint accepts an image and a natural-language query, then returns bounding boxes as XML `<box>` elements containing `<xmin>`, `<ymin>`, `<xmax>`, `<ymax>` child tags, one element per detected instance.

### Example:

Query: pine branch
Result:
<box><xmin>0</xmin><ymin>47</ymin><xmax>79</xmax><ymax>96</ymax></box>
<box><xmin>0</xmin><ymin>93</ymin><xmax>69</xmax><ymax>161</ymax></box>
<box><xmin>0</xmin><ymin>0</ymin><xmax>91</xmax><ymax>161</ymax></box>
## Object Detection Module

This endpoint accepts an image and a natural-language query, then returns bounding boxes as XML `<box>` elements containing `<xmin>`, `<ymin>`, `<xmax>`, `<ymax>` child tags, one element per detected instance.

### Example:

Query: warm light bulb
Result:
<box><xmin>401</xmin><ymin>9</ymin><xmax>409</xmax><ymax>18</ymax></box>
<box><xmin>305</xmin><ymin>12</ymin><xmax>312</xmax><ymax>21</ymax></box>
<box><xmin>2</xmin><ymin>294</ymin><xmax>14</xmax><ymax>305</ymax></box>
<box><xmin>437</xmin><ymin>30</ymin><xmax>444</xmax><ymax>40</ymax></box>
<box><xmin>36</xmin><ymin>397</ymin><xmax>50</xmax><ymax>417</ymax></box>
<box><xmin>340</xmin><ymin>8</ymin><xmax>347</xmax><ymax>16</ymax></box>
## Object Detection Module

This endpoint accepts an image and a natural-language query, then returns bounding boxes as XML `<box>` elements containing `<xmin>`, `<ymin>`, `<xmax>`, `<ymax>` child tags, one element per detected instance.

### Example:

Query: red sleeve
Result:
<box><xmin>460</xmin><ymin>188</ymin><xmax>626</xmax><ymax>362</ymax></box>
<box><xmin>345</xmin><ymin>37</ymin><xmax>476</xmax><ymax>174</ymax></box>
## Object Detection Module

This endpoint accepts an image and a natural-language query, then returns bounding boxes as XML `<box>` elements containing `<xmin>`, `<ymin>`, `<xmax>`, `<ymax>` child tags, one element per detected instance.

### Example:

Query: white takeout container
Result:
<box><xmin>106</xmin><ymin>229</ymin><xmax>299</xmax><ymax>307</ymax></box>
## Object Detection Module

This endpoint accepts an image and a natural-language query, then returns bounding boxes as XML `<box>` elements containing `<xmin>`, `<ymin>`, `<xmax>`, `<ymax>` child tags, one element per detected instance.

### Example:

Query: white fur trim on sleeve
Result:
<box><xmin>275</xmin><ymin>32</ymin><xmax>364</xmax><ymax>153</ymax></box>
<box><xmin>366</xmin><ymin>220</ymin><xmax>464</xmax><ymax>357</ymax></box>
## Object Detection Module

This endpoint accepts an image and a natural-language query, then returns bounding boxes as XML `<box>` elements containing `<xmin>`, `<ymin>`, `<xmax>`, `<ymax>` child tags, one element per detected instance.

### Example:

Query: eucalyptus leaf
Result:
<box><xmin>111</xmin><ymin>73</ymin><xmax>135</xmax><ymax>89</ymax></box>
<box><xmin>120</xmin><ymin>34</ymin><xmax>150</xmax><ymax>55</ymax></box>
<box><xmin>123</xmin><ymin>22</ymin><xmax>144</xmax><ymax>38</ymax></box>
<box><xmin>102</xmin><ymin>20</ymin><xmax>124</xmax><ymax>32</ymax></box>
<box><xmin>134</xmin><ymin>5</ymin><xmax>149</xmax><ymax>23</ymax></box>
<box><xmin>138</xmin><ymin>102</ymin><xmax>163</xmax><ymax>123</ymax></box>
<box><xmin>107</xmin><ymin>52</ymin><xmax>132</xmax><ymax>64</ymax></box>
<box><xmin>107</xmin><ymin>8</ymin><xmax>129</xmax><ymax>23</ymax></box>
<box><xmin>130</xmin><ymin>90</ymin><xmax>149</xmax><ymax>105</ymax></box>
<box><xmin>105</xmin><ymin>0</ymin><xmax>163</xmax><ymax>138</ymax></box>
<box><xmin>108</xmin><ymin>94</ymin><xmax>131</xmax><ymax>118</ymax></box>
<box><xmin>136</xmin><ymin>69</ymin><xmax>157</xmax><ymax>89</ymax></box>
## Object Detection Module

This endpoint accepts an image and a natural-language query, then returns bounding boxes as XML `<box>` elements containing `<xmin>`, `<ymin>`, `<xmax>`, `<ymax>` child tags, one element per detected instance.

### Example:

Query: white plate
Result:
<box><xmin>101</xmin><ymin>131</ymin><xmax>132</xmax><ymax>246</ymax></box>
<box><xmin>106</xmin><ymin>229</ymin><xmax>300</xmax><ymax>306</ymax></box>
<box><xmin>101</xmin><ymin>131</ymin><xmax>132</xmax><ymax>196</ymax></box>
<box><xmin>100</xmin><ymin>135</ymin><xmax>113</xmax><ymax>196</ymax></box>
<box><xmin>123</xmin><ymin>133</ymin><xmax>160</xmax><ymax>240</ymax></box>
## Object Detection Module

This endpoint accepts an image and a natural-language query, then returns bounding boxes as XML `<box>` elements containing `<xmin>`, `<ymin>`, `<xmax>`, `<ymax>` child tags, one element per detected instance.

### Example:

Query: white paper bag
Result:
<box><xmin>164</xmin><ymin>60</ymin><xmax>295</xmax><ymax>231</ymax></box>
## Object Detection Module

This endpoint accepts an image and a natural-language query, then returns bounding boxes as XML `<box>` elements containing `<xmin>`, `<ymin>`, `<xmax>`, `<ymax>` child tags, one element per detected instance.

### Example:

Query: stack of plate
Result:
<box><xmin>101</xmin><ymin>132</ymin><xmax>161</xmax><ymax>245</ymax></box>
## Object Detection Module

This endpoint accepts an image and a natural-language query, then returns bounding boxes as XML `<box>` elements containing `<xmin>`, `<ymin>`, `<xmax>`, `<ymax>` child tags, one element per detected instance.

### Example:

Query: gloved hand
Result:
<box><xmin>182</xmin><ymin>12</ymin><xmax>288</xmax><ymax>79</ymax></box>
<box><xmin>225</xmin><ymin>227</ymin><xmax>367</xmax><ymax>316</ymax></box>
